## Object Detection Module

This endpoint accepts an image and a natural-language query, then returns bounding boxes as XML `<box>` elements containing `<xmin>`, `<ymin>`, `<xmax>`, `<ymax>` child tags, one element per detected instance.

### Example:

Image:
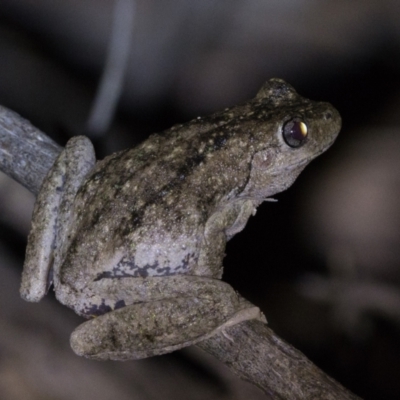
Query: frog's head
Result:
<box><xmin>242</xmin><ymin>78</ymin><xmax>341</xmax><ymax>200</ymax></box>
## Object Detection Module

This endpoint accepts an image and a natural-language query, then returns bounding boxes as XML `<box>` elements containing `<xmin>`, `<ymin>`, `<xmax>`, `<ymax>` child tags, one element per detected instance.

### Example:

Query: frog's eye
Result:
<box><xmin>282</xmin><ymin>118</ymin><xmax>308</xmax><ymax>148</ymax></box>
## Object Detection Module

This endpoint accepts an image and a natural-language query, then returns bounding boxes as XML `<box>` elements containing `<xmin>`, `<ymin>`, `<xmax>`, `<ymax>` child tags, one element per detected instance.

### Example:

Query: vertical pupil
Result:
<box><xmin>291</xmin><ymin>121</ymin><xmax>307</xmax><ymax>140</ymax></box>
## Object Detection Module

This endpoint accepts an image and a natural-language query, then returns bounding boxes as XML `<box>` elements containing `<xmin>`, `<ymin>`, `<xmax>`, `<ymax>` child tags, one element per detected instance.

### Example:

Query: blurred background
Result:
<box><xmin>1</xmin><ymin>1</ymin><xmax>400</xmax><ymax>399</ymax></box>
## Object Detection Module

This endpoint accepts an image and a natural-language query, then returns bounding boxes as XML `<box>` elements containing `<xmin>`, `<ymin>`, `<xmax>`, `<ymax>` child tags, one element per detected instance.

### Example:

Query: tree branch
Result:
<box><xmin>0</xmin><ymin>105</ymin><xmax>361</xmax><ymax>399</ymax></box>
<box><xmin>198</xmin><ymin>320</ymin><xmax>360</xmax><ymax>399</ymax></box>
<box><xmin>0</xmin><ymin>105</ymin><xmax>61</xmax><ymax>195</ymax></box>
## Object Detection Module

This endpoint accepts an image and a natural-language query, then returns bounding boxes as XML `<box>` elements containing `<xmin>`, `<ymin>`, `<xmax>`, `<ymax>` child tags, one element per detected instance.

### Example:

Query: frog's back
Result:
<box><xmin>60</xmin><ymin>113</ymin><xmax>256</xmax><ymax>287</ymax></box>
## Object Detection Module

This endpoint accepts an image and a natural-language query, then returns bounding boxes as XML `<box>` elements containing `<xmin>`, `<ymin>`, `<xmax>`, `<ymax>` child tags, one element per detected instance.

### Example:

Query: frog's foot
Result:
<box><xmin>69</xmin><ymin>283</ymin><xmax>264</xmax><ymax>360</ymax></box>
<box><xmin>21</xmin><ymin>136</ymin><xmax>95</xmax><ymax>302</ymax></box>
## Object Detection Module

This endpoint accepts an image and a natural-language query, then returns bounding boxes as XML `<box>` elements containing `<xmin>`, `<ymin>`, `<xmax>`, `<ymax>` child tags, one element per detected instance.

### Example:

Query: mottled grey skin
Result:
<box><xmin>21</xmin><ymin>79</ymin><xmax>341</xmax><ymax>360</ymax></box>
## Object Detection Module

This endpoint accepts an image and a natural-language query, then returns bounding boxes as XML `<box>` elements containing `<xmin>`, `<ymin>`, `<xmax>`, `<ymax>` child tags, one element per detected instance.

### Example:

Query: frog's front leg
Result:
<box><xmin>197</xmin><ymin>199</ymin><xmax>256</xmax><ymax>277</ymax></box>
<box><xmin>20</xmin><ymin>136</ymin><xmax>95</xmax><ymax>302</ymax></box>
<box><xmin>69</xmin><ymin>276</ymin><xmax>263</xmax><ymax>360</ymax></box>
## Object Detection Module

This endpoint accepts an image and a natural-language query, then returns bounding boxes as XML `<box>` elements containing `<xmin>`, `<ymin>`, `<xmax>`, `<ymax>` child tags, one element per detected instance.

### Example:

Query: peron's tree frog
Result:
<box><xmin>20</xmin><ymin>79</ymin><xmax>341</xmax><ymax>360</ymax></box>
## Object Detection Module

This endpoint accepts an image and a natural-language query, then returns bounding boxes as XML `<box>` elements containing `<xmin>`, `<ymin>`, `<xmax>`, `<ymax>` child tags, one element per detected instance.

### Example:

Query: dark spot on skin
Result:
<box><xmin>325</xmin><ymin>111</ymin><xmax>332</xmax><ymax>119</ymax></box>
<box><xmin>93</xmin><ymin>257</ymin><xmax>159</xmax><ymax>280</ymax></box>
<box><xmin>144</xmin><ymin>334</ymin><xmax>155</xmax><ymax>343</ymax></box>
<box><xmin>155</xmin><ymin>266</ymin><xmax>172</xmax><ymax>275</ymax></box>
<box><xmin>83</xmin><ymin>299</ymin><xmax>127</xmax><ymax>317</ymax></box>
<box><xmin>94</xmin><ymin>271</ymin><xmax>114</xmax><ymax>281</ymax></box>
<box><xmin>91</xmin><ymin>209</ymin><xmax>101</xmax><ymax>225</ymax></box>
<box><xmin>175</xmin><ymin>153</ymin><xmax>205</xmax><ymax>179</ymax></box>
<box><xmin>116</xmin><ymin>213</ymin><xmax>144</xmax><ymax>238</ymax></box>
<box><xmin>190</xmin><ymin>152</ymin><xmax>206</xmax><ymax>166</ymax></box>
<box><xmin>115</xmin><ymin>300</ymin><xmax>126</xmax><ymax>310</ymax></box>
<box><xmin>93</xmin><ymin>253</ymin><xmax>195</xmax><ymax>282</ymax></box>
<box><xmin>84</xmin><ymin>299</ymin><xmax>112</xmax><ymax>316</ymax></box>
<box><xmin>178</xmin><ymin>252</ymin><xmax>193</xmax><ymax>271</ymax></box>
<box><xmin>213</xmin><ymin>135</ymin><xmax>228</xmax><ymax>150</ymax></box>
<box><xmin>131</xmin><ymin>212</ymin><xmax>142</xmax><ymax>224</ymax></box>
<box><xmin>137</xmin><ymin>269</ymin><xmax>149</xmax><ymax>278</ymax></box>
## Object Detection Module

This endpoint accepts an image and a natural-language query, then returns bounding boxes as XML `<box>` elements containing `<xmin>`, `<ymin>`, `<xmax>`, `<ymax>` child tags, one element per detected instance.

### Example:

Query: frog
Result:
<box><xmin>20</xmin><ymin>78</ymin><xmax>341</xmax><ymax>361</ymax></box>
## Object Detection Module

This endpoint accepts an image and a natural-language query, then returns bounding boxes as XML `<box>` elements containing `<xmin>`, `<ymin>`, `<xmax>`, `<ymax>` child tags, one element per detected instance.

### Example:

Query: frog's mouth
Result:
<box><xmin>281</xmin><ymin>157</ymin><xmax>309</xmax><ymax>173</ymax></box>
<box><xmin>282</xmin><ymin>135</ymin><xmax>337</xmax><ymax>172</ymax></box>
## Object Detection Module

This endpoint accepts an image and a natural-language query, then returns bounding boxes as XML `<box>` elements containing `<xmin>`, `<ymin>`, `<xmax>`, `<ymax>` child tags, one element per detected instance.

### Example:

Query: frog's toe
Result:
<box><xmin>70</xmin><ymin>321</ymin><xmax>106</xmax><ymax>360</ymax></box>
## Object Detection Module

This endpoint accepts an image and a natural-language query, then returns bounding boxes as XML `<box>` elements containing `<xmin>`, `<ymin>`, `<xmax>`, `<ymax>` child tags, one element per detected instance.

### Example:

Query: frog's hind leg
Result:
<box><xmin>20</xmin><ymin>136</ymin><xmax>95</xmax><ymax>302</ymax></box>
<box><xmin>69</xmin><ymin>277</ymin><xmax>263</xmax><ymax>360</ymax></box>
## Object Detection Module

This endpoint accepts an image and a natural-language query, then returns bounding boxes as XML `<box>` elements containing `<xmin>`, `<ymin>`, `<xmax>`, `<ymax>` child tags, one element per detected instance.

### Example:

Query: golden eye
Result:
<box><xmin>282</xmin><ymin>117</ymin><xmax>308</xmax><ymax>148</ymax></box>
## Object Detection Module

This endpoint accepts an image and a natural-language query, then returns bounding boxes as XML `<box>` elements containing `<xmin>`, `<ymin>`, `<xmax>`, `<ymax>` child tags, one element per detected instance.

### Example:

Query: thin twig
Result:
<box><xmin>0</xmin><ymin>105</ymin><xmax>361</xmax><ymax>399</ymax></box>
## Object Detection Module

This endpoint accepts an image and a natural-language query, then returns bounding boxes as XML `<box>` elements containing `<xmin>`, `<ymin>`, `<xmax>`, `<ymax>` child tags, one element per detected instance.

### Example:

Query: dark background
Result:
<box><xmin>1</xmin><ymin>1</ymin><xmax>400</xmax><ymax>399</ymax></box>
